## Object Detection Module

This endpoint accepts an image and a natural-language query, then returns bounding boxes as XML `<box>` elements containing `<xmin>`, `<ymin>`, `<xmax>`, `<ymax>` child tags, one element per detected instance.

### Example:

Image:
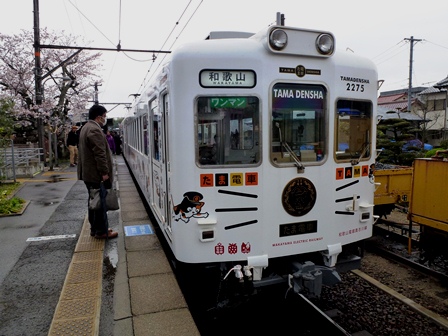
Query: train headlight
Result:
<box><xmin>269</xmin><ymin>29</ymin><xmax>288</xmax><ymax>50</ymax></box>
<box><xmin>316</xmin><ymin>33</ymin><xmax>334</xmax><ymax>55</ymax></box>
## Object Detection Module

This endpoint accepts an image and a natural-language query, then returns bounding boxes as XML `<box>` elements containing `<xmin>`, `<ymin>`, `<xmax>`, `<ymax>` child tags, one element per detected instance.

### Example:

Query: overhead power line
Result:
<box><xmin>38</xmin><ymin>44</ymin><xmax>171</xmax><ymax>54</ymax></box>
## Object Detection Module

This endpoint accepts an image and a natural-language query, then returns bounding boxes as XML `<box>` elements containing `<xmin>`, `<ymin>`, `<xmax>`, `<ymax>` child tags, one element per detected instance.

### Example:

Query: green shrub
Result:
<box><xmin>0</xmin><ymin>196</ymin><xmax>25</xmax><ymax>214</ymax></box>
<box><xmin>0</xmin><ymin>182</ymin><xmax>25</xmax><ymax>215</ymax></box>
<box><xmin>424</xmin><ymin>148</ymin><xmax>446</xmax><ymax>158</ymax></box>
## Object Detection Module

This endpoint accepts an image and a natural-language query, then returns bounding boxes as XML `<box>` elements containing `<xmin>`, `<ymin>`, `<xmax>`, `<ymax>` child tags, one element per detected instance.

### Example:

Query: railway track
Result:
<box><xmin>370</xmin><ymin>221</ymin><xmax>448</xmax><ymax>284</ymax></box>
<box><xmin>316</xmin><ymin>266</ymin><xmax>448</xmax><ymax>335</ymax></box>
<box><xmin>183</xmin><ymin>278</ymin><xmax>353</xmax><ymax>335</ymax></box>
<box><xmin>293</xmin><ymin>293</ymin><xmax>352</xmax><ymax>335</ymax></box>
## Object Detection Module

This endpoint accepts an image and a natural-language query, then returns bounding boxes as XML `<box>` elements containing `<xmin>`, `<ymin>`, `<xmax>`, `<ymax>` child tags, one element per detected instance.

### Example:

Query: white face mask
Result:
<box><xmin>99</xmin><ymin>115</ymin><xmax>107</xmax><ymax>126</ymax></box>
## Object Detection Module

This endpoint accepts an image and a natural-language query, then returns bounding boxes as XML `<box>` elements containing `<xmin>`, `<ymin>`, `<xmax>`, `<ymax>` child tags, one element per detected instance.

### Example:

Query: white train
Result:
<box><xmin>122</xmin><ymin>14</ymin><xmax>378</xmax><ymax>306</ymax></box>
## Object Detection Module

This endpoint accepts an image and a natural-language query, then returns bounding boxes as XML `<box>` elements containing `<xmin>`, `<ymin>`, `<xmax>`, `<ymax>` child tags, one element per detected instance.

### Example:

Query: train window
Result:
<box><xmin>335</xmin><ymin>100</ymin><xmax>372</xmax><ymax>162</ymax></box>
<box><xmin>196</xmin><ymin>96</ymin><xmax>260</xmax><ymax>166</ymax></box>
<box><xmin>143</xmin><ymin>114</ymin><xmax>148</xmax><ymax>155</ymax></box>
<box><xmin>137</xmin><ymin>116</ymin><xmax>142</xmax><ymax>152</ymax></box>
<box><xmin>271</xmin><ymin>83</ymin><xmax>326</xmax><ymax>165</ymax></box>
<box><xmin>152</xmin><ymin>114</ymin><xmax>160</xmax><ymax>161</ymax></box>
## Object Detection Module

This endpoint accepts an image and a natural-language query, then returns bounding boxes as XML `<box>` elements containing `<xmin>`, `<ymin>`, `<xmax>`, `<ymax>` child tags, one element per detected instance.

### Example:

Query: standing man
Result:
<box><xmin>66</xmin><ymin>125</ymin><xmax>79</xmax><ymax>167</ymax></box>
<box><xmin>77</xmin><ymin>105</ymin><xmax>118</xmax><ymax>239</ymax></box>
<box><xmin>113</xmin><ymin>131</ymin><xmax>122</xmax><ymax>155</ymax></box>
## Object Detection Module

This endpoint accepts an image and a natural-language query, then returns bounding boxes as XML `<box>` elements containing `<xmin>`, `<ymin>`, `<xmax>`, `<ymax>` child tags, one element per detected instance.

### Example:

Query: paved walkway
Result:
<box><xmin>113</xmin><ymin>156</ymin><xmax>199</xmax><ymax>335</ymax></box>
<box><xmin>43</xmin><ymin>155</ymin><xmax>200</xmax><ymax>335</ymax></box>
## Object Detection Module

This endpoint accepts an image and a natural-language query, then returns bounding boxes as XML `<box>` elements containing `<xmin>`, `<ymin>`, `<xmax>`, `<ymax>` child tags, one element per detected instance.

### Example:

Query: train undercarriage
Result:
<box><xmin>174</xmin><ymin>242</ymin><xmax>364</xmax><ymax>312</ymax></box>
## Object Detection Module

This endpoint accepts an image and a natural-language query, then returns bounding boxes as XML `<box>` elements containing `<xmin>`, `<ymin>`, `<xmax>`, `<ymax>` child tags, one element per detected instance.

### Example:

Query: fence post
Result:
<box><xmin>9</xmin><ymin>139</ymin><xmax>17</xmax><ymax>183</ymax></box>
<box><xmin>48</xmin><ymin>128</ymin><xmax>53</xmax><ymax>171</ymax></box>
<box><xmin>10</xmin><ymin>139</ymin><xmax>16</xmax><ymax>183</ymax></box>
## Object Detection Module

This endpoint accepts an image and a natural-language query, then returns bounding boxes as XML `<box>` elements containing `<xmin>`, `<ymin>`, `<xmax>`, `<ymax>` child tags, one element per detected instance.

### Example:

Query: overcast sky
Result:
<box><xmin>2</xmin><ymin>0</ymin><xmax>448</xmax><ymax>118</ymax></box>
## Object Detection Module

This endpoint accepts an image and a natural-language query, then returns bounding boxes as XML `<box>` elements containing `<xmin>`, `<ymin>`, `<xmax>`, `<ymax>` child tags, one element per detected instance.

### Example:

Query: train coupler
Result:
<box><xmin>289</xmin><ymin>261</ymin><xmax>341</xmax><ymax>298</ymax></box>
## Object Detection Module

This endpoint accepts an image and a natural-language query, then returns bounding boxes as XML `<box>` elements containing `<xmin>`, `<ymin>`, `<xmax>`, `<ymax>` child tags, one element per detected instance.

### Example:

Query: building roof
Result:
<box><xmin>377</xmin><ymin>106</ymin><xmax>424</xmax><ymax>121</ymax></box>
<box><xmin>378</xmin><ymin>93</ymin><xmax>407</xmax><ymax>104</ymax></box>
<box><xmin>378</xmin><ymin>102</ymin><xmax>409</xmax><ymax>110</ymax></box>
<box><xmin>379</xmin><ymin>87</ymin><xmax>427</xmax><ymax>97</ymax></box>
<box><xmin>418</xmin><ymin>86</ymin><xmax>440</xmax><ymax>95</ymax></box>
<box><xmin>434</xmin><ymin>75</ymin><xmax>448</xmax><ymax>89</ymax></box>
<box><xmin>418</xmin><ymin>75</ymin><xmax>448</xmax><ymax>95</ymax></box>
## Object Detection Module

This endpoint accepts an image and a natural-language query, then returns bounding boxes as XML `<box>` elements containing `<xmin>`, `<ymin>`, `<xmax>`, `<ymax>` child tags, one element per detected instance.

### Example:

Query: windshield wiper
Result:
<box><xmin>275</xmin><ymin>122</ymin><xmax>305</xmax><ymax>172</ymax></box>
<box><xmin>351</xmin><ymin>142</ymin><xmax>370</xmax><ymax>166</ymax></box>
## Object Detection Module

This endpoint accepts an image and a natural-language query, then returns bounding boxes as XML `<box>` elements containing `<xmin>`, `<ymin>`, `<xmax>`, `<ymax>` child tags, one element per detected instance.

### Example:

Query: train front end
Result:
<box><xmin>164</xmin><ymin>24</ymin><xmax>378</xmax><ymax>298</ymax></box>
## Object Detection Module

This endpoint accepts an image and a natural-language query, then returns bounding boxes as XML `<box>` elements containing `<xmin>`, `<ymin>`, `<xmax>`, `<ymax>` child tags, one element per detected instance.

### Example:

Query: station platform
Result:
<box><xmin>0</xmin><ymin>155</ymin><xmax>200</xmax><ymax>336</ymax></box>
<box><xmin>109</xmin><ymin>155</ymin><xmax>200</xmax><ymax>336</ymax></box>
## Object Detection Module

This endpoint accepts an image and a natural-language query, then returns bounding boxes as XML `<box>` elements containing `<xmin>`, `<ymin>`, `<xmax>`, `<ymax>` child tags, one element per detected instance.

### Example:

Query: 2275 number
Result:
<box><xmin>346</xmin><ymin>83</ymin><xmax>364</xmax><ymax>92</ymax></box>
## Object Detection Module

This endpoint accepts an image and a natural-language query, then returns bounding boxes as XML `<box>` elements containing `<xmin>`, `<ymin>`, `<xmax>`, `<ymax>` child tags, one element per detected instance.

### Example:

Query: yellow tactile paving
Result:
<box><xmin>48</xmin><ymin>216</ymin><xmax>104</xmax><ymax>336</ymax></box>
<box><xmin>18</xmin><ymin>177</ymin><xmax>78</xmax><ymax>183</ymax></box>
<box><xmin>61</xmin><ymin>282</ymin><xmax>101</xmax><ymax>300</ymax></box>
<box><xmin>69</xmin><ymin>259</ymin><xmax>103</xmax><ymax>275</ymax></box>
<box><xmin>14</xmin><ymin>171</ymin><xmax>76</xmax><ymax>184</ymax></box>
<box><xmin>75</xmin><ymin>237</ymin><xmax>105</xmax><ymax>252</ymax></box>
<box><xmin>73</xmin><ymin>251</ymin><xmax>103</xmax><ymax>262</ymax></box>
<box><xmin>42</xmin><ymin>172</ymin><xmax>78</xmax><ymax>176</ymax></box>
<box><xmin>49</xmin><ymin>317</ymin><xmax>98</xmax><ymax>336</ymax></box>
<box><xmin>66</xmin><ymin>264</ymin><xmax>102</xmax><ymax>284</ymax></box>
<box><xmin>54</xmin><ymin>298</ymin><xmax>99</xmax><ymax>319</ymax></box>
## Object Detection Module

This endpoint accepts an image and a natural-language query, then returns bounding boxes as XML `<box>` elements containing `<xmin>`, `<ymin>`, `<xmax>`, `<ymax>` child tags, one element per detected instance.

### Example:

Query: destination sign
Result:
<box><xmin>200</xmin><ymin>70</ymin><xmax>256</xmax><ymax>88</ymax></box>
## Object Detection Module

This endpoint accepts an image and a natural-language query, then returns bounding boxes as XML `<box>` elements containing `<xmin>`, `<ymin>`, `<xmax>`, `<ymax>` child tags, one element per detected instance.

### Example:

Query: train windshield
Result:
<box><xmin>271</xmin><ymin>83</ymin><xmax>326</xmax><ymax>165</ymax></box>
<box><xmin>196</xmin><ymin>96</ymin><xmax>260</xmax><ymax>166</ymax></box>
<box><xmin>335</xmin><ymin>100</ymin><xmax>372</xmax><ymax>162</ymax></box>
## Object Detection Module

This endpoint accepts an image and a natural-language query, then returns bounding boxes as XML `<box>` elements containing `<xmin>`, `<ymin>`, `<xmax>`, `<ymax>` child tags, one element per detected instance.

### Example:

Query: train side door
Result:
<box><xmin>150</xmin><ymin>97</ymin><xmax>168</xmax><ymax>230</ymax></box>
<box><xmin>161</xmin><ymin>94</ymin><xmax>172</xmax><ymax>236</ymax></box>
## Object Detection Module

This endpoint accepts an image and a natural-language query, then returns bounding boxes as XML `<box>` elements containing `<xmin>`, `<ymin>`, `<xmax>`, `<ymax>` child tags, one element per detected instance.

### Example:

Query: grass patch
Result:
<box><xmin>0</xmin><ymin>182</ymin><xmax>25</xmax><ymax>215</ymax></box>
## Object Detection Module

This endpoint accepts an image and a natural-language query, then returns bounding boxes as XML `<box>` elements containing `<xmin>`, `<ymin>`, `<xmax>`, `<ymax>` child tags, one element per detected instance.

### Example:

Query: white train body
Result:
<box><xmin>122</xmin><ymin>21</ymin><xmax>378</xmax><ymax>292</ymax></box>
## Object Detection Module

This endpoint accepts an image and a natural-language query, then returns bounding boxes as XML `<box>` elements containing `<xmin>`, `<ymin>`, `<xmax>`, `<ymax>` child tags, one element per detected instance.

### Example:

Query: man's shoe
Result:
<box><xmin>95</xmin><ymin>231</ymin><xmax>118</xmax><ymax>239</ymax></box>
<box><xmin>70</xmin><ymin>164</ymin><xmax>75</xmax><ymax>167</ymax></box>
<box><xmin>91</xmin><ymin>228</ymin><xmax>113</xmax><ymax>237</ymax></box>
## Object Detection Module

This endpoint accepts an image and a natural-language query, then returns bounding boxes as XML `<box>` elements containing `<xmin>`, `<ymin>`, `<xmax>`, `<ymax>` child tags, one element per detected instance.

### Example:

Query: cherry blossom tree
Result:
<box><xmin>0</xmin><ymin>28</ymin><xmax>102</xmax><ymax>144</ymax></box>
<box><xmin>0</xmin><ymin>97</ymin><xmax>16</xmax><ymax>148</ymax></box>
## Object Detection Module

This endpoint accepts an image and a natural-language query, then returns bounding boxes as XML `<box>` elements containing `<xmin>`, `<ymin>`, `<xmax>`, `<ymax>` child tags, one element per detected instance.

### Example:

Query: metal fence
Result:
<box><xmin>0</xmin><ymin>142</ymin><xmax>43</xmax><ymax>181</ymax></box>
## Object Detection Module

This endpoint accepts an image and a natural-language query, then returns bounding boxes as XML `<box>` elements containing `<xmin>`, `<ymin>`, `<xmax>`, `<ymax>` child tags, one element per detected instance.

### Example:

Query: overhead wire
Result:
<box><xmin>423</xmin><ymin>39</ymin><xmax>448</xmax><ymax>51</ymax></box>
<box><xmin>66</xmin><ymin>0</ymin><xmax>204</xmax><ymax>103</ymax></box>
<box><xmin>62</xmin><ymin>0</ymin><xmax>74</xmax><ymax>33</ymax></box>
<box><xmin>136</xmin><ymin>0</ymin><xmax>204</xmax><ymax>96</ymax></box>
<box><xmin>113</xmin><ymin>0</ymin><xmax>156</xmax><ymax>63</ymax></box>
<box><xmin>62</xmin><ymin>0</ymin><xmax>204</xmax><ymax>113</ymax></box>
<box><xmin>373</xmin><ymin>39</ymin><xmax>414</xmax><ymax>91</ymax></box>
<box><xmin>372</xmin><ymin>40</ymin><xmax>408</xmax><ymax>66</ymax></box>
<box><xmin>66</xmin><ymin>0</ymin><xmax>144</xmax><ymax>101</ymax></box>
<box><xmin>67</xmin><ymin>0</ymin><xmax>116</xmax><ymax>47</ymax></box>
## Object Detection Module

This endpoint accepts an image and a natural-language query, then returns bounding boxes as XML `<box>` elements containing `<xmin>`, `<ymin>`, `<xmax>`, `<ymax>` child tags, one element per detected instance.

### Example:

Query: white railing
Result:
<box><xmin>0</xmin><ymin>143</ymin><xmax>44</xmax><ymax>180</ymax></box>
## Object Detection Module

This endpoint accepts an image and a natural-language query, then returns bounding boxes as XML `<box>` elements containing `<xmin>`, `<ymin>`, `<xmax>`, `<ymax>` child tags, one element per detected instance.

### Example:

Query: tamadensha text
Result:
<box><xmin>340</xmin><ymin>76</ymin><xmax>370</xmax><ymax>84</ymax></box>
<box><xmin>273</xmin><ymin>89</ymin><xmax>323</xmax><ymax>99</ymax></box>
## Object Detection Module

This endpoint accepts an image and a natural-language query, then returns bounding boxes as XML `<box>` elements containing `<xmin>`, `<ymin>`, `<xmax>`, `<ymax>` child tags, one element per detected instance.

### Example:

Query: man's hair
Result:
<box><xmin>88</xmin><ymin>104</ymin><xmax>107</xmax><ymax>120</ymax></box>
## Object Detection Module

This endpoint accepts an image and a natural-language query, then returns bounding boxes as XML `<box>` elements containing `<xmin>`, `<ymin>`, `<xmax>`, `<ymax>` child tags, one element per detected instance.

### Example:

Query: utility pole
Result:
<box><xmin>93</xmin><ymin>82</ymin><xmax>102</xmax><ymax>104</ymax></box>
<box><xmin>33</xmin><ymin>0</ymin><xmax>45</xmax><ymax>163</ymax></box>
<box><xmin>405</xmin><ymin>36</ymin><xmax>422</xmax><ymax>112</ymax></box>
